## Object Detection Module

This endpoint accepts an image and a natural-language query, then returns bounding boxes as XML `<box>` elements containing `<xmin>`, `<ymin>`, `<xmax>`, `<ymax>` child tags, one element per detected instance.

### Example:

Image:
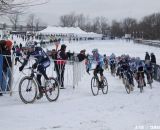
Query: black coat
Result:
<box><xmin>145</xmin><ymin>53</ymin><xmax>150</xmax><ymax>61</ymax></box>
<box><xmin>77</xmin><ymin>53</ymin><xmax>86</xmax><ymax>62</ymax></box>
<box><xmin>151</xmin><ymin>54</ymin><xmax>156</xmax><ymax>64</ymax></box>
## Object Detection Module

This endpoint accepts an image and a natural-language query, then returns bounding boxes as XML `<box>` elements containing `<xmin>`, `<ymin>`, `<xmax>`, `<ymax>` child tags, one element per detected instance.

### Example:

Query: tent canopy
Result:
<box><xmin>37</xmin><ymin>26</ymin><xmax>102</xmax><ymax>38</ymax></box>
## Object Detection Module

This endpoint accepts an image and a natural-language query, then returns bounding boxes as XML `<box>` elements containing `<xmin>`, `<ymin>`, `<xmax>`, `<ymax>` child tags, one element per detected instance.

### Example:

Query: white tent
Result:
<box><xmin>37</xmin><ymin>26</ymin><xmax>102</xmax><ymax>39</ymax></box>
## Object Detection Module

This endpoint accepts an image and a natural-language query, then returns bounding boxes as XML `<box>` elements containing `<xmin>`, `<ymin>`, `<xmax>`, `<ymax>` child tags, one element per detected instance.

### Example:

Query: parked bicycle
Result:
<box><xmin>19</xmin><ymin>67</ymin><xmax>59</xmax><ymax>104</ymax></box>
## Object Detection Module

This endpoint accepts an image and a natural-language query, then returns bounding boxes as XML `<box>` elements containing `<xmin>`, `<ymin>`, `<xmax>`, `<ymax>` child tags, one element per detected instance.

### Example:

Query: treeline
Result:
<box><xmin>59</xmin><ymin>12</ymin><xmax>160</xmax><ymax>40</ymax></box>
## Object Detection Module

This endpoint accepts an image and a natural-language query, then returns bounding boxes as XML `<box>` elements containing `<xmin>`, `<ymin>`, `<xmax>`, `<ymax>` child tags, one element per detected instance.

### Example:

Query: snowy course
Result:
<box><xmin>0</xmin><ymin>39</ymin><xmax>160</xmax><ymax>130</ymax></box>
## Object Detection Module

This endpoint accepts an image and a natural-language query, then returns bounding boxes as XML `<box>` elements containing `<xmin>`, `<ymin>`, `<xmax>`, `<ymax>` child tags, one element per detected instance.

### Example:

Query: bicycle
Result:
<box><xmin>137</xmin><ymin>71</ymin><xmax>145</xmax><ymax>93</ymax></box>
<box><xmin>146</xmin><ymin>71</ymin><xmax>153</xmax><ymax>89</ymax></box>
<box><xmin>91</xmin><ymin>75</ymin><xmax>108</xmax><ymax>96</ymax></box>
<box><xmin>122</xmin><ymin>70</ymin><xmax>133</xmax><ymax>94</ymax></box>
<box><xmin>19</xmin><ymin>67</ymin><xmax>60</xmax><ymax>104</ymax></box>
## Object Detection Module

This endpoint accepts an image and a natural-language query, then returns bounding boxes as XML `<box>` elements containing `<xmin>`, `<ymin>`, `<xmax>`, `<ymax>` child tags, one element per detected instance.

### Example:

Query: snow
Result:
<box><xmin>0</xmin><ymin>39</ymin><xmax>160</xmax><ymax>130</ymax></box>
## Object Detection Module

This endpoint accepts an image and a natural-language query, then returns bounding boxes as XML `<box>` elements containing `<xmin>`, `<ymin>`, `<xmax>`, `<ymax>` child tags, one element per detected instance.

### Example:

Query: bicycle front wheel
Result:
<box><xmin>45</xmin><ymin>78</ymin><xmax>60</xmax><ymax>102</ymax></box>
<box><xmin>91</xmin><ymin>77</ymin><xmax>99</xmax><ymax>96</ymax></box>
<box><xmin>102</xmin><ymin>77</ymin><xmax>108</xmax><ymax>94</ymax></box>
<box><xmin>19</xmin><ymin>76</ymin><xmax>38</xmax><ymax>104</ymax></box>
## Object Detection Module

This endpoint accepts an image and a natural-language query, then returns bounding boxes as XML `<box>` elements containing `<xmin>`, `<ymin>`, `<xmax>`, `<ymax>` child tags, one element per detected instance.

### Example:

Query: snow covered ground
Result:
<box><xmin>0</xmin><ymin>39</ymin><xmax>160</xmax><ymax>130</ymax></box>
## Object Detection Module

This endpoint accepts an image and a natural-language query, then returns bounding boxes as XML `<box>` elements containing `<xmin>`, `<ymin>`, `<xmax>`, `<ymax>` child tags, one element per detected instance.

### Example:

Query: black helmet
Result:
<box><xmin>61</xmin><ymin>44</ymin><xmax>66</xmax><ymax>50</ymax></box>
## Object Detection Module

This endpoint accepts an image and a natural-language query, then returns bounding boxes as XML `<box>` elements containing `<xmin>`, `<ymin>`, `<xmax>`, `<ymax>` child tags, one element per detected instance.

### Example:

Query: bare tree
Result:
<box><xmin>8</xmin><ymin>11</ymin><xmax>21</xmax><ymax>31</ymax></box>
<box><xmin>99</xmin><ymin>17</ymin><xmax>109</xmax><ymax>35</ymax></box>
<box><xmin>27</xmin><ymin>13</ymin><xmax>35</xmax><ymax>31</ymax></box>
<box><xmin>122</xmin><ymin>17</ymin><xmax>137</xmax><ymax>34</ymax></box>
<box><xmin>0</xmin><ymin>0</ymin><xmax>49</xmax><ymax>15</ymax></box>
<box><xmin>59</xmin><ymin>12</ymin><xmax>77</xmax><ymax>27</ymax></box>
<box><xmin>77</xmin><ymin>14</ymin><xmax>86</xmax><ymax>29</ymax></box>
<box><xmin>111</xmin><ymin>20</ymin><xmax>123</xmax><ymax>37</ymax></box>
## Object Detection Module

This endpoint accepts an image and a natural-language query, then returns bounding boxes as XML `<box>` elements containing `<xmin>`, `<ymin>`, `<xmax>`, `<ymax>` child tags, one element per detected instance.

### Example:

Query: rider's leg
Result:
<box><xmin>36</xmin><ymin>74</ymin><xmax>43</xmax><ymax>99</ymax></box>
<box><xmin>37</xmin><ymin>65</ymin><xmax>49</xmax><ymax>80</ymax></box>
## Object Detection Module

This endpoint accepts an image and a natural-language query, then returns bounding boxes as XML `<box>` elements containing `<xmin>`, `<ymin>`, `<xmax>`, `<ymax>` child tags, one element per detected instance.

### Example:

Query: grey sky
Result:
<box><xmin>29</xmin><ymin>0</ymin><xmax>160</xmax><ymax>25</ymax></box>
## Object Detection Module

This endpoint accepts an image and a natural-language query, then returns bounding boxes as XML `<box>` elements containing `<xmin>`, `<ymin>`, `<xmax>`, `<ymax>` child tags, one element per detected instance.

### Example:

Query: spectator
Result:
<box><xmin>19</xmin><ymin>43</ymin><xmax>22</xmax><ymax>50</ymax></box>
<box><xmin>151</xmin><ymin>53</ymin><xmax>156</xmax><ymax>64</ymax></box>
<box><xmin>15</xmin><ymin>45</ymin><xmax>22</xmax><ymax>65</ymax></box>
<box><xmin>77</xmin><ymin>49</ymin><xmax>87</xmax><ymax>62</ymax></box>
<box><xmin>0</xmin><ymin>40</ymin><xmax>6</xmax><ymax>96</ymax></box>
<box><xmin>145</xmin><ymin>52</ymin><xmax>150</xmax><ymax>62</ymax></box>
<box><xmin>55</xmin><ymin>44</ymin><xmax>68</xmax><ymax>89</ymax></box>
<box><xmin>2</xmin><ymin>40</ymin><xmax>12</xmax><ymax>92</ymax></box>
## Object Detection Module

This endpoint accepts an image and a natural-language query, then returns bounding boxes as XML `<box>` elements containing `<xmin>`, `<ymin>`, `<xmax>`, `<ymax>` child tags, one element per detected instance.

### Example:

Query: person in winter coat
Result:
<box><xmin>55</xmin><ymin>44</ymin><xmax>68</xmax><ymax>88</ymax></box>
<box><xmin>150</xmin><ymin>53</ymin><xmax>156</xmax><ymax>64</ymax></box>
<box><xmin>0</xmin><ymin>40</ymin><xmax>6</xmax><ymax>96</ymax></box>
<box><xmin>77</xmin><ymin>49</ymin><xmax>87</xmax><ymax>62</ymax></box>
<box><xmin>2</xmin><ymin>40</ymin><xmax>12</xmax><ymax>92</ymax></box>
<box><xmin>145</xmin><ymin>52</ymin><xmax>150</xmax><ymax>62</ymax></box>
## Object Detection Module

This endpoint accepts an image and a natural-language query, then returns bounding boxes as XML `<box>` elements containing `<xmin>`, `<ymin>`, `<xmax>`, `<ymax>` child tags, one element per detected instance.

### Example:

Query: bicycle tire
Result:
<box><xmin>139</xmin><ymin>78</ymin><xmax>144</xmax><ymax>93</ymax></box>
<box><xmin>91</xmin><ymin>77</ymin><xmax>99</xmax><ymax>96</ymax></box>
<box><xmin>45</xmin><ymin>78</ymin><xmax>60</xmax><ymax>102</ymax></box>
<box><xmin>19</xmin><ymin>76</ymin><xmax>38</xmax><ymax>104</ymax></box>
<box><xmin>125</xmin><ymin>79</ymin><xmax>131</xmax><ymax>94</ymax></box>
<box><xmin>102</xmin><ymin>77</ymin><xmax>108</xmax><ymax>94</ymax></box>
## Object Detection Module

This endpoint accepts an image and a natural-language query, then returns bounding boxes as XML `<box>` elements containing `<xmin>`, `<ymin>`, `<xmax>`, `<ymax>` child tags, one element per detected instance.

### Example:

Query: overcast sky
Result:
<box><xmin>27</xmin><ymin>0</ymin><xmax>160</xmax><ymax>25</ymax></box>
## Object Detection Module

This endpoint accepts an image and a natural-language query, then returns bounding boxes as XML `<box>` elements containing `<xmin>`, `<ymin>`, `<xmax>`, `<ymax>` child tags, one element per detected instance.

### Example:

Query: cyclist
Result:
<box><xmin>145</xmin><ymin>60</ymin><xmax>153</xmax><ymax>84</ymax></box>
<box><xmin>103</xmin><ymin>54</ymin><xmax>109</xmax><ymax>70</ymax></box>
<box><xmin>135</xmin><ymin>57</ymin><xmax>146</xmax><ymax>88</ymax></box>
<box><xmin>86</xmin><ymin>49</ymin><xmax>104</xmax><ymax>87</ymax></box>
<box><xmin>109</xmin><ymin>53</ymin><xmax>116</xmax><ymax>75</ymax></box>
<box><xmin>19</xmin><ymin>43</ymin><xmax>50</xmax><ymax>99</ymax></box>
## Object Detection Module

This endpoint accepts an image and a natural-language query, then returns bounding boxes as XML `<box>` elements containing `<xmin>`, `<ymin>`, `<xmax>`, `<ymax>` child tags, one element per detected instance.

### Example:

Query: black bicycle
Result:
<box><xmin>138</xmin><ymin>71</ymin><xmax>145</xmax><ymax>93</ymax></box>
<box><xmin>19</xmin><ymin>67</ymin><xmax>60</xmax><ymax>104</ymax></box>
<box><xmin>122</xmin><ymin>70</ymin><xmax>134</xmax><ymax>94</ymax></box>
<box><xmin>91</xmin><ymin>75</ymin><xmax>108</xmax><ymax>96</ymax></box>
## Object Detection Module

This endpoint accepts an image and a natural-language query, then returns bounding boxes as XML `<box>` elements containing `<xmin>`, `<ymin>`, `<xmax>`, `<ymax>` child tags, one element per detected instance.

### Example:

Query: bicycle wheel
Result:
<box><xmin>19</xmin><ymin>76</ymin><xmax>38</xmax><ymax>104</ymax></box>
<box><xmin>139</xmin><ymin>78</ymin><xmax>144</xmax><ymax>93</ymax></box>
<box><xmin>45</xmin><ymin>78</ymin><xmax>60</xmax><ymax>102</ymax></box>
<box><xmin>102</xmin><ymin>77</ymin><xmax>108</xmax><ymax>94</ymax></box>
<box><xmin>125</xmin><ymin>79</ymin><xmax>131</xmax><ymax>94</ymax></box>
<box><xmin>148</xmin><ymin>74</ymin><xmax>153</xmax><ymax>89</ymax></box>
<box><xmin>91</xmin><ymin>77</ymin><xmax>99</xmax><ymax>96</ymax></box>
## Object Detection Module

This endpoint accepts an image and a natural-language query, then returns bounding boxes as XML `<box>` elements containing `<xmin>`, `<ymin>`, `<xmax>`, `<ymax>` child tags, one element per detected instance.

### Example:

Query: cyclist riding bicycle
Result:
<box><xmin>136</xmin><ymin>58</ymin><xmax>146</xmax><ymax>87</ymax></box>
<box><xmin>86</xmin><ymin>48</ymin><xmax>104</xmax><ymax>87</ymax></box>
<box><xmin>109</xmin><ymin>53</ymin><xmax>116</xmax><ymax>73</ymax></box>
<box><xmin>19</xmin><ymin>43</ymin><xmax>50</xmax><ymax>99</ymax></box>
<box><xmin>145</xmin><ymin>60</ymin><xmax>153</xmax><ymax>84</ymax></box>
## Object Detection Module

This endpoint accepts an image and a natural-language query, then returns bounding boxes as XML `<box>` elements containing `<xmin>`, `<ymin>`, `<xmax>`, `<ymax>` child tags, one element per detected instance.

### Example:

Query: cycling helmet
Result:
<box><xmin>61</xmin><ymin>44</ymin><xmax>67</xmax><ymax>50</ymax></box>
<box><xmin>92</xmin><ymin>48</ymin><xmax>98</xmax><ymax>53</ymax></box>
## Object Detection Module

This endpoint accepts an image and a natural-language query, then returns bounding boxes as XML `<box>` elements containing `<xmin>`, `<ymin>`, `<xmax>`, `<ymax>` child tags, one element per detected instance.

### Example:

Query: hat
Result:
<box><xmin>5</xmin><ymin>40</ymin><xmax>13</xmax><ymax>49</ymax></box>
<box><xmin>80</xmin><ymin>49</ymin><xmax>86</xmax><ymax>53</ymax></box>
<box><xmin>61</xmin><ymin>44</ymin><xmax>67</xmax><ymax>50</ymax></box>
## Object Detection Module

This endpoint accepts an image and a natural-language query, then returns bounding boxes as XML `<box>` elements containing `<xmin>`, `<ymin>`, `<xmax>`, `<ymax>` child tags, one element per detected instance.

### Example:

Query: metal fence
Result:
<box><xmin>0</xmin><ymin>54</ymin><xmax>86</xmax><ymax>95</ymax></box>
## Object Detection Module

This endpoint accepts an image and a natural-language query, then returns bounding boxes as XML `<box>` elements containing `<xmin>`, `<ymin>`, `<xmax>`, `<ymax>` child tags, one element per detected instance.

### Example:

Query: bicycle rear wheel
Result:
<box><xmin>102</xmin><ymin>77</ymin><xmax>108</xmax><ymax>94</ymax></box>
<box><xmin>139</xmin><ymin>78</ymin><xmax>144</xmax><ymax>93</ymax></box>
<box><xmin>19</xmin><ymin>76</ymin><xmax>37</xmax><ymax>104</ymax></box>
<box><xmin>91</xmin><ymin>77</ymin><xmax>99</xmax><ymax>96</ymax></box>
<box><xmin>125</xmin><ymin>79</ymin><xmax>131</xmax><ymax>94</ymax></box>
<box><xmin>148</xmin><ymin>74</ymin><xmax>153</xmax><ymax>89</ymax></box>
<box><xmin>45</xmin><ymin>78</ymin><xmax>60</xmax><ymax>102</ymax></box>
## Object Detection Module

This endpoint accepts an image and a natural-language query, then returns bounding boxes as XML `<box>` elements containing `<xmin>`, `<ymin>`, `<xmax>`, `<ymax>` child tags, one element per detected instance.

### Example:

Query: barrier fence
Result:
<box><xmin>0</xmin><ymin>54</ymin><xmax>86</xmax><ymax>95</ymax></box>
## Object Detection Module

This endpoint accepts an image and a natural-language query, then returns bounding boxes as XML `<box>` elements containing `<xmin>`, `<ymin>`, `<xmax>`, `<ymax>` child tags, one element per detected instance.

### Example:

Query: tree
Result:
<box><xmin>8</xmin><ymin>12</ymin><xmax>21</xmax><ymax>31</ymax></box>
<box><xmin>0</xmin><ymin>0</ymin><xmax>49</xmax><ymax>15</ymax></box>
<box><xmin>111</xmin><ymin>20</ymin><xmax>123</xmax><ymax>37</ymax></box>
<box><xmin>59</xmin><ymin>12</ymin><xmax>77</xmax><ymax>27</ymax></box>
<box><xmin>27</xmin><ymin>14</ymin><xmax>35</xmax><ymax>31</ymax></box>
<box><xmin>122</xmin><ymin>17</ymin><xmax>137</xmax><ymax>34</ymax></box>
